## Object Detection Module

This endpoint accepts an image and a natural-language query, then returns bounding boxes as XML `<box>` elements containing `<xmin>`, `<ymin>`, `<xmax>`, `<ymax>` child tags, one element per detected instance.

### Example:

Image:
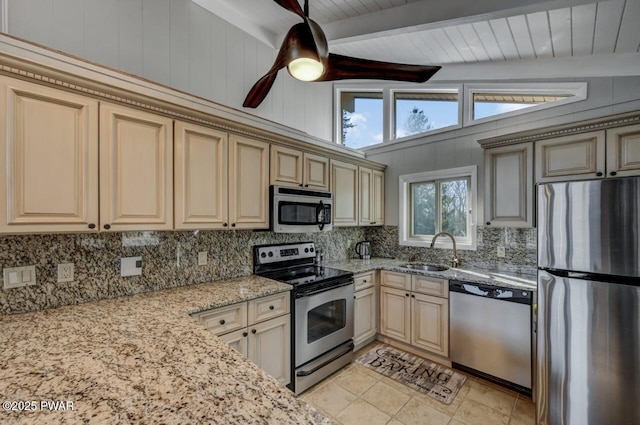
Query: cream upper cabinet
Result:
<box><xmin>0</xmin><ymin>76</ymin><xmax>99</xmax><ymax>233</ymax></box>
<box><xmin>100</xmin><ymin>102</ymin><xmax>173</xmax><ymax>231</ymax></box>
<box><xmin>270</xmin><ymin>146</ymin><xmax>330</xmax><ymax>191</ymax></box>
<box><xmin>484</xmin><ymin>143</ymin><xmax>533</xmax><ymax>228</ymax></box>
<box><xmin>606</xmin><ymin>124</ymin><xmax>640</xmax><ymax>178</ymax></box>
<box><xmin>174</xmin><ymin>122</ymin><xmax>228</xmax><ymax>230</ymax></box>
<box><xmin>303</xmin><ymin>152</ymin><xmax>330</xmax><ymax>190</ymax></box>
<box><xmin>229</xmin><ymin>135</ymin><xmax>270</xmax><ymax>229</ymax></box>
<box><xmin>270</xmin><ymin>145</ymin><xmax>303</xmax><ymax>187</ymax></box>
<box><xmin>358</xmin><ymin>167</ymin><xmax>385</xmax><ymax>226</ymax></box>
<box><xmin>535</xmin><ymin>131</ymin><xmax>606</xmax><ymax>183</ymax></box>
<box><xmin>331</xmin><ymin>159</ymin><xmax>358</xmax><ymax>226</ymax></box>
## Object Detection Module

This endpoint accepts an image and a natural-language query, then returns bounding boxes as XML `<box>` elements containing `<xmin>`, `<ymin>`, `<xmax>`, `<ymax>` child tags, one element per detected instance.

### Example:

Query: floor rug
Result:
<box><xmin>356</xmin><ymin>344</ymin><xmax>466</xmax><ymax>405</ymax></box>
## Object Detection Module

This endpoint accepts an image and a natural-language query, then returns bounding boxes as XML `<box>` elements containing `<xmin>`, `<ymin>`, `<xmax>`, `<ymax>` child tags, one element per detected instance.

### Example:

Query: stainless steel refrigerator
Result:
<box><xmin>537</xmin><ymin>177</ymin><xmax>640</xmax><ymax>425</ymax></box>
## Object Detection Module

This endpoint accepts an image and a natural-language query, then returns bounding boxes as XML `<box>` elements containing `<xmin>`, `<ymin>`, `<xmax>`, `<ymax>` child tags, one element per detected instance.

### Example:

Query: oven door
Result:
<box><xmin>294</xmin><ymin>281</ymin><xmax>354</xmax><ymax>366</ymax></box>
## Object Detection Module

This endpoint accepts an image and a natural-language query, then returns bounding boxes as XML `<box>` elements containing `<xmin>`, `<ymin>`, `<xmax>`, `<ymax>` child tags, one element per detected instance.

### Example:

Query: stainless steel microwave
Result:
<box><xmin>270</xmin><ymin>186</ymin><xmax>333</xmax><ymax>233</ymax></box>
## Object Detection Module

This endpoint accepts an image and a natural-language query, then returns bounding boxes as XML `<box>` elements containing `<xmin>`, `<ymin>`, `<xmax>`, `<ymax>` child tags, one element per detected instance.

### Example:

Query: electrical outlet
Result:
<box><xmin>497</xmin><ymin>246</ymin><xmax>506</xmax><ymax>258</ymax></box>
<box><xmin>198</xmin><ymin>252</ymin><xmax>208</xmax><ymax>266</ymax></box>
<box><xmin>57</xmin><ymin>263</ymin><xmax>74</xmax><ymax>283</ymax></box>
<box><xmin>121</xmin><ymin>256</ymin><xmax>142</xmax><ymax>277</ymax></box>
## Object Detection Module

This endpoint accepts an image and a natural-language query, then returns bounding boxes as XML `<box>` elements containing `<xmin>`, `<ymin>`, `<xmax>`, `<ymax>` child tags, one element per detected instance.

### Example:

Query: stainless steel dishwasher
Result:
<box><xmin>449</xmin><ymin>280</ymin><xmax>533</xmax><ymax>396</ymax></box>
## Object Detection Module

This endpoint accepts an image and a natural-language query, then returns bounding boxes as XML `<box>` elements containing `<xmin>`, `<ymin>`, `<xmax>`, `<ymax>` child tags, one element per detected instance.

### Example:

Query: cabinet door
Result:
<box><xmin>0</xmin><ymin>77</ymin><xmax>99</xmax><ymax>233</ymax></box>
<box><xmin>535</xmin><ymin>131</ymin><xmax>605</xmax><ymax>182</ymax></box>
<box><xmin>229</xmin><ymin>135</ymin><xmax>269</xmax><ymax>229</ymax></box>
<box><xmin>354</xmin><ymin>286</ymin><xmax>377</xmax><ymax>348</ymax></box>
<box><xmin>606</xmin><ymin>124</ymin><xmax>640</xmax><ymax>177</ymax></box>
<box><xmin>354</xmin><ymin>271</ymin><xmax>376</xmax><ymax>291</ymax></box>
<box><xmin>270</xmin><ymin>145</ymin><xmax>303</xmax><ymax>187</ymax></box>
<box><xmin>174</xmin><ymin>121</ymin><xmax>228</xmax><ymax>229</ymax></box>
<box><xmin>484</xmin><ymin>143</ymin><xmax>533</xmax><ymax>227</ymax></box>
<box><xmin>248</xmin><ymin>314</ymin><xmax>291</xmax><ymax>386</ymax></box>
<box><xmin>372</xmin><ymin>170</ymin><xmax>385</xmax><ymax>226</ymax></box>
<box><xmin>99</xmin><ymin>102</ymin><xmax>173</xmax><ymax>231</ymax></box>
<box><xmin>379</xmin><ymin>286</ymin><xmax>411</xmax><ymax>343</ymax></box>
<box><xmin>219</xmin><ymin>328</ymin><xmax>249</xmax><ymax>357</ymax></box>
<box><xmin>331</xmin><ymin>159</ymin><xmax>358</xmax><ymax>226</ymax></box>
<box><xmin>358</xmin><ymin>167</ymin><xmax>373</xmax><ymax>226</ymax></box>
<box><xmin>303</xmin><ymin>153</ymin><xmax>329</xmax><ymax>190</ymax></box>
<box><xmin>411</xmin><ymin>293</ymin><xmax>449</xmax><ymax>357</ymax></box>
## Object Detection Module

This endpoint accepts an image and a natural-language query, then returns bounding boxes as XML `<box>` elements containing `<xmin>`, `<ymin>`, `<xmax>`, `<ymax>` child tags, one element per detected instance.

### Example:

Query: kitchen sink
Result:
<box><xmin>400</xmin><ymin>263</ymin><xmax>449</xmax><ymax>272</ymax></box>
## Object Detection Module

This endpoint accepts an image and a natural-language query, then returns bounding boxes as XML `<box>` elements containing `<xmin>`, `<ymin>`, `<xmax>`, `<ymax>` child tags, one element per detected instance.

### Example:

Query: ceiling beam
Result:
<box><xmin>323</xmin><ymin>0</ymin><xmax>600</xmax><ymax>44</ymax></box>
<box><xmin>430</xmin><ymin>53</ymin><xmax>640</xmax><ymax>80</ymax></box>
<box><xmin>191</xmin><ymin>0</ymin><xmax>278</xmax><ymax>47</ymax></box>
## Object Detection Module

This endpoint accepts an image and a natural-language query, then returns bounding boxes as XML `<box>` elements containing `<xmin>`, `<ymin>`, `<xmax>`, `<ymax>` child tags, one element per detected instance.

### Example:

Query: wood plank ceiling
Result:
<box><xmin>194</xmin><ymin>0</ymin><xmax>640</xmax><ymax>76</ymax></box>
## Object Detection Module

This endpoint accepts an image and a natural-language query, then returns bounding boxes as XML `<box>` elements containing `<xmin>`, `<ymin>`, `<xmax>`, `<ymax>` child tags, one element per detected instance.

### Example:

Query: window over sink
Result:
<box><xmin>399</xmin><ymin>166</ymin><xmax>477</xmax><ymax>250</ymax></box>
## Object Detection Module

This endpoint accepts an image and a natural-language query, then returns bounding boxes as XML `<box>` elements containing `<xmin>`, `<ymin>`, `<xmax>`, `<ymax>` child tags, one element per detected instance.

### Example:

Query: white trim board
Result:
<box><xmin>0</xmin><ymin>0</ymin><xmax>7</xmax><ymax>33</ymax></box>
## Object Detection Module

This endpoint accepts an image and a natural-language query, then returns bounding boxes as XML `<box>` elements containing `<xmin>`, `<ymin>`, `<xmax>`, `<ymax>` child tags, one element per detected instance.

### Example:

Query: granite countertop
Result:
<box><xmin>0</xmin><ymin>276</ymin><xmax>333</xmax><ymax>425</ymax></box>
<box><xmin>327</xmin><ymin>258</ymin><xmax>537</xmax><ymax>291</ymax></box>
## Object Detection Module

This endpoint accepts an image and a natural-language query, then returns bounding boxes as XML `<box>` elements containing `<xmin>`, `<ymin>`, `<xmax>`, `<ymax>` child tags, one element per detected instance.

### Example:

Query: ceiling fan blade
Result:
<box><xmin>272</xmin><ymin>0</ymin><xmax>305</xmax><ymax>19</ymax></box>
<box><xmin>319</xmin><ymin>53</ymin><xmax>441</xmax><ymax>83</ymax></box>
<box><xmin>243</xmin><ymin>72</ymin><xmax>280</xmax><ymax>108</ymax></box>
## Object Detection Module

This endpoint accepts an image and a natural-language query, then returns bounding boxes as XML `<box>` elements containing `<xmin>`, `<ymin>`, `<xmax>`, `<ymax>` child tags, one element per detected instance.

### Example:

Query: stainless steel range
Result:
<box><xmin>253</xmin><ymin>242</ymin><xmax>354</xmax><ymax>394</ymax></box>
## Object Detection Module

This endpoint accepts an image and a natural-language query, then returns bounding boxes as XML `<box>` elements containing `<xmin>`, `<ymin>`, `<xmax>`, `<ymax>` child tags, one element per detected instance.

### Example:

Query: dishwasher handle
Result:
<box><xmin>449</xmin><ymin>280</ymin><xmax>532</xmax><ymax>305</ymax></box>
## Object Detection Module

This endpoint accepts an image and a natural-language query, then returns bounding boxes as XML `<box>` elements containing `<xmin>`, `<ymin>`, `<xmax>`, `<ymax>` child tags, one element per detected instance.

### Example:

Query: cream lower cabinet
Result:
<box><xmin>484</xmin><ymin>143</ymin><xmax>533</xmax><ymax>228</ymax></box>
<box><xmin>353</xmin><ymin>271</ymin><xmax>378</xmax><ymax>349</ymax></box>
<box><xmin>379</xmin><ymin>271</ymin><xmax>449</xmax><ymax>358</ymax></box>
<box><xmin>0</xmin><ymin>76</ymin><xmax>99</xmax><ymax>233</ymax></box>
<box><xmin>331</xmin><ymin>160</ymin><xmax>358</xmax><ymax>226</ymax></box>
<box><xmin>194</xmin><ymin>291</ymin><xmax>291</xmax><ymax>386</ymax></box>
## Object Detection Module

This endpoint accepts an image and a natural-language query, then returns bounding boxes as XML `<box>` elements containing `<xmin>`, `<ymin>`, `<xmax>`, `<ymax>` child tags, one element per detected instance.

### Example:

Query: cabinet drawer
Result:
<box><xmin>412</xmin><ymin>276</ymin><xmax>449</xmax><ymax>298</ymax></box>
<box><xmin>248</xmin><ymin>291</ymin><xmax>290</xmax><ymax>324</ymax></box>
<box><xmin>195</xmin><ymin>302</ymin><xmax>248</xmax><ymax>335</ymax></box>
<box><xmin>380</xmin><ymin>271</ymin><xmax>411</xmax><ymax>290</ymax></box>
<box><xmin>354</xmin><ymin>271</ymin><xmax>376</xmax><ymax>291</ymax></box>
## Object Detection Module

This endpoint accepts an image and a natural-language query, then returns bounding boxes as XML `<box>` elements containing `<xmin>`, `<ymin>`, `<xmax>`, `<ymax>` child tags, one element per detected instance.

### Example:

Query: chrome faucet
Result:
<box><xmin>430</xmin><ymin>232</ymin><xmax>460</xmax><ymax>268</ymax></box>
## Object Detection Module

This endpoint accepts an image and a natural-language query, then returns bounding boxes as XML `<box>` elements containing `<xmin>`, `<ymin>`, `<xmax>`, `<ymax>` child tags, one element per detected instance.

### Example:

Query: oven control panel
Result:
<box><xmin>254</xmin><ymin>242</ymin><xmax>316</xmax><ymax>265</ymax></box>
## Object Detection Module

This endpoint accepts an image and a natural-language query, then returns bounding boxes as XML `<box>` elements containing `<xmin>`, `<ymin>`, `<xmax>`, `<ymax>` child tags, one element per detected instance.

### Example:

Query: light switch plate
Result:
<box><xmin>121</xmin><ymin>256</ymin><xmax>142</xmax><ymax>277</ymax></box>
<box><xmin>198</xmin><ymin>252</ymin><xmax>207</xmax><ymax>266</ymax></box>
<box><xmin>497</xmin><ymin>246</ymin><xmax>506</xmax><ymax>258</ymax></box>
<box><xmin>3</xmin><ymin>265</ymin><xmax>37</xmax><ymax>289</ymax></box>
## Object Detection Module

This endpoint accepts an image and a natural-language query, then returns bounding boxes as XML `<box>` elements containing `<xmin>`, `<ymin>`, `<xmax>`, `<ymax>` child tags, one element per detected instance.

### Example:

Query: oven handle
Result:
<box><xmin>295</xmin><ymin>278</ymin><xmax>354</xmax><ymax>298</ymax></box>
<box><xmin>296</xmin><ymin>341</ymin><xmax>355</xmax><ymax>377</ymax></box>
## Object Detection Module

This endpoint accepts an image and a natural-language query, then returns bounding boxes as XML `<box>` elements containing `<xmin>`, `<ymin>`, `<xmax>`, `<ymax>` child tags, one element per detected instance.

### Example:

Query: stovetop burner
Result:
<box><xmin>260</xmin><ymin>265</ymin><xmax>353</xmax><ymax>287</ymax></box>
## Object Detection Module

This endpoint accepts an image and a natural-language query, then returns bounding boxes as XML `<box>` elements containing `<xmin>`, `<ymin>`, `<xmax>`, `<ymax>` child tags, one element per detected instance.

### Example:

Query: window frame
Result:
<box><xmin>463</xmin><ymin>82</ymin><xmax>588</xmax><ymax>126</ymax></box>
<box><xmin>399</xmin><ymin>166</ymin><xmax>477</xmax><ymax>250</ymax></box>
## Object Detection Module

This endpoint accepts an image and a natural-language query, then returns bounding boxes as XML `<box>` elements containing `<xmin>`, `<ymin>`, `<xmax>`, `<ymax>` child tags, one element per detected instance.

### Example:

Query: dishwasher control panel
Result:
<box><xmin>449</xmin><ymin>280</ymin><xmax>532</xmax><ymax>305</ymax></box>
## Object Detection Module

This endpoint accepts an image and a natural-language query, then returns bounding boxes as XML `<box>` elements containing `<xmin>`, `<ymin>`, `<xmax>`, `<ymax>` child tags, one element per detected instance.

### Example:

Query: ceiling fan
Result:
<box><xmin>243</xmin><ymin>0</ymin><xmax>442</xmax><ymax>108</ymax></box>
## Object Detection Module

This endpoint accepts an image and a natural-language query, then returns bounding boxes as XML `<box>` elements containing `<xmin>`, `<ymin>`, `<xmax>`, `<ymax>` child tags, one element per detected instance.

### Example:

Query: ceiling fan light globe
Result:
<box><xmin>287</xmin><ymin>58</ymin><xmax>324</xmax><ymax>81</ymax></box>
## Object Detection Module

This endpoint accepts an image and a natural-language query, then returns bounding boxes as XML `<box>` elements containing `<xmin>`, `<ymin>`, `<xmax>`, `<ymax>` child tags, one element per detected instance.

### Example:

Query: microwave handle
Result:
<box><xmin>317</xmin><ymin>201</ymin><xmax>326</xmax><ymax>230</ymax></box>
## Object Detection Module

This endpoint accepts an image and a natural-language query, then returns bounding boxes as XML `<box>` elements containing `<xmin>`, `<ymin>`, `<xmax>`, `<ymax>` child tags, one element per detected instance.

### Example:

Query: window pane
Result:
<box><xmin>411</xmin><ymin>182</ymin><xmax>436</xmax><ymax>235</ymax></box>
<box><xmin>440</xmin><ymin>179</ymin><xmax>468</xmax><ymax>237</ymax></box>
<box><xmin>473</xmin><ymin>93</ymin><xmax>571</xmax><ymax>120</ymax></box>
<box><xmin>394</xmin><ymin>92</ymin><xmax>459</xmax><ymax>139</ymax></box>
<box><xmin>341</xmin><ymin>92</ymin><xmax>383</xmax><ymax>149</ymax></box>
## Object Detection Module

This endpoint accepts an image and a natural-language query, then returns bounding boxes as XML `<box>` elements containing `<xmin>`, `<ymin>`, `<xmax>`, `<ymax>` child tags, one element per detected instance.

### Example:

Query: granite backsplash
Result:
<box><xmin>364</xmin><ymin>226</ymin><xmax>537</xmax><ymax>275</ymax></box>
<box><xmin>0</xmin><ymin>227</ymin><xmax>364</xmax><ymax>315</ymax></box>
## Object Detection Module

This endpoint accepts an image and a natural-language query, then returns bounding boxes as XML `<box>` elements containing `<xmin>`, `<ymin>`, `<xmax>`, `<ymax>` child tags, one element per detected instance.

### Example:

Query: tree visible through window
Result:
<box><xmin>411</xmin><ymin>177</ymin><xmax>469</xmax><ymax>238</ymax></box>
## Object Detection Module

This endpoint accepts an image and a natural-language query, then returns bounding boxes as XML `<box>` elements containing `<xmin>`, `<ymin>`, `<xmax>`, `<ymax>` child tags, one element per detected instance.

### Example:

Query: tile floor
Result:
<box><xmin>299</xmin><ymin>342</ymin><xmax>535</xmax><ymax>425</ymax></box>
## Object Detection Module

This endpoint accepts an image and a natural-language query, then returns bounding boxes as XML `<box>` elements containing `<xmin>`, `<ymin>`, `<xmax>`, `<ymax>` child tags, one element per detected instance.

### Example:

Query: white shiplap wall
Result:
<box><xmin>5</xmin><ymin>0</ymin><xmax>333</xmax><ymax>141</ymax></box>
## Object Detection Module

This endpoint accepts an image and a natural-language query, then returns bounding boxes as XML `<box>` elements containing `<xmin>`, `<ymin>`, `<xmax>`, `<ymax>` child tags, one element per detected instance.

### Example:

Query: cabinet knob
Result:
<box><xmin>242</xmin><ymin>332</ymin><xmax>248</xmax><ymax>337</ymax></box>
<box><xmin>269</xmin><ymin>305</ymin><xmax>275</xmax><ymax>310</ymax></box>
<box><xmin>231</xmin><ymin>223</ymin><xmax>236</xmax><ymax>228</ymax></box>
<box><xmin>363</xmin><ymin>280</ymin><xmax>367</xmax><ymax>283</ymax></box>
<box><xmin>299</xmin><ymin>184</ymin><xmax>303</xmax><ymax>187</ymax></box>
<box><xmin>304</xmin><ymin>184</ymin><xmax>309</xmax><ymax>187</ymax></box>
<box><xmin>251</xmin><ymin>329</ymin><xmax>257</xmax><ymax>334</ymax></box>
<box><xmin>610</xmin><ymin>171</ymin><xmax>617</xmax><ymax>176</ymax></box>
<box><xmin>219</xmin><ymin>319</ymin><xmax>226</xmax><ymax>325</ymax></box>
<box><xmin>405</xmin><ymin>293</ymin><xmax>409</xmax><ymax>297</ymax></box>
<box><xmin>103</xmin><ymin>224</ymin><xmax>111</xmax><ymax>230</ymax></box>
<box><xmin>411</xmin><ymin>294</ymin><xmax>415</xmax><ymax>298</ymax></box>
<box><xmin>596</xmin><ymin>172</ymin><xmax>603</xmax><ymax>177</ymax></box>
<box><xmin>88</xmin><ymin>223</ymin><xmax>96</xmax><ymax>229</ymax></box>
<box><xmin>486</xmin><ymin>222</ymin><xmax>491</xmax><ymax>226</ymax></box>
<box><xmin>223</xmin><ymin>223</ymin><xmax>228</xmax><ymax>227</ymax></box>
